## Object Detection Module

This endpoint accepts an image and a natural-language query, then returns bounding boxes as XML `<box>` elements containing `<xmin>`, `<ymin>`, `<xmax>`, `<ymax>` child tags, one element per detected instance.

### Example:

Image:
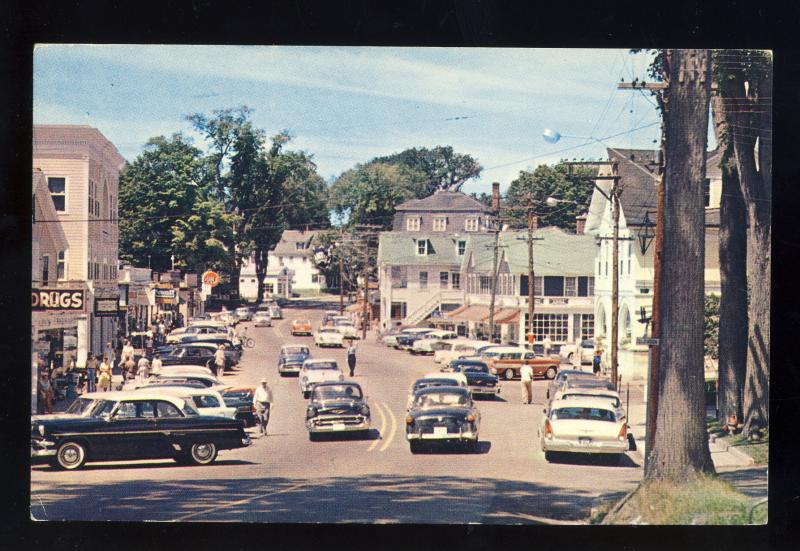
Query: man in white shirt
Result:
<box><xmin>214</xmin><ymin>345</ymin><xmax>226</xmax><ymax>377</ymax></box>
<box><xmin>137</xmin><ymin>355</ymin><xmax>150</xmax><ymax>381</ymax></box>
<box><xmin>150</xmin><ymin>353</ymin><xmax>163</xmax><ymax>376</ymax></box>
<box><xmin>520</xmin><ymin>363</ymin><xmax>534</xmax><ymax>404</ymax></box>
<box><xmin>542</xmin><ymin>334</ymin><xmax>553</xmax><ymax>357</ymax></box>
<box><xmin>253</xmin><ymin>378</ymin><xmax>273</xmax><ymax>435</ymax></box>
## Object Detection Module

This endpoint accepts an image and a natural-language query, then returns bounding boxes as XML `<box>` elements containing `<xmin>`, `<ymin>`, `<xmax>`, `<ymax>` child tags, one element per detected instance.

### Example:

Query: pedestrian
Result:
<box><xmin>86</xmin><ymin>354</ymin><xmax>98</xmax><ymax>393</ymax></box>
<box><xmin>105</xmin><ymin>341</ymin><xmax>116</xmax><ymax>371</ymax></box>
<box><xmin>520</xmin><ymin>363</ymin><xmax>534</xmax><ymax>404</ymax></box>
<box><xmin>253</xmin><ymin>378</ymin><xmax>273</xmax><ymax>435</ymax></box>
<box><xmin>38</xmin><ymin>373</ymin><xmax>55</xmax><ymax>414</ymax></box>
<box><xmin>214</xmin><ymin>345</ymin><xmax>226</xmax><ymax>377</ymax></box>
<box><xmin>151</xmin><ymin>353</ymin><xmax>162</xmax><ymax>376</ymax></box>
<box><xmin>121</xmin><ymin>339</ymin><xmax>135</xmax><ymax>365</ymax></box>
<box><xmin>347</xmin><ymin>339</ymin><xmax>357</xmax><ymax>377</ymax></box>
<box><xmin>206</xmin><ymin>356</ymin><xmax>217</xmax><ymax>377</ymax></box>
<box><xmin>98</xmin><ymin>356</ymin><xmax>112</xmax><ymax>392</ymax></box>
<box><xmin>137</xmin><ymin>355</ymin><xmax>151</xmax><ymax>382</ymax></box>
<box><xmin>572</xmin><ymin>337</ymin><xmax>582</xmax><ymax>370</ymax></box>
<box><xmin>158</xmin><ymin>319</ymin><xmax>166</xmax><ymax>345</ymax></box>
<box><xmin>542</xmin><ymin>334</ymin><xmax>553</xmax><ymax>357</ymax></box>
<box><xmin>593</xmin><ymin>349</ymin><xmax>603</xmax><ymax>376</ymax></box>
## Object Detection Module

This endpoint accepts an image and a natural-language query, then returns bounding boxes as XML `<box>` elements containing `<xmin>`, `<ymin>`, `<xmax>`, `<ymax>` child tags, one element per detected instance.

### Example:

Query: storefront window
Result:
<box><xmin>581</xmin><ymin>314</ymin><xmax>595</xmax><ymax>340</ymax></box>
<box><xmin>533</xmin><ymin>313</ymin><xmax>569</xmax><ymax>342</ymax></box>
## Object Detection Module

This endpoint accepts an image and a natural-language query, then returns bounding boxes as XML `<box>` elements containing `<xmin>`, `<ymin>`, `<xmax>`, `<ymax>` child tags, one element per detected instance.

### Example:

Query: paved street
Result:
<box><xmin>31</xmin><ymin>300</ymin><xmax>643</xmax><ymax>524</ymax></box>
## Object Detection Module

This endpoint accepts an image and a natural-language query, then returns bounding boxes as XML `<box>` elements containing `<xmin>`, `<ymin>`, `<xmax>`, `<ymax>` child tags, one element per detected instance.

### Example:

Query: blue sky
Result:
<box><xmin>33</xmin><ymin>45</ymin><xmax>685</xmax><ymax>195</ymax></box>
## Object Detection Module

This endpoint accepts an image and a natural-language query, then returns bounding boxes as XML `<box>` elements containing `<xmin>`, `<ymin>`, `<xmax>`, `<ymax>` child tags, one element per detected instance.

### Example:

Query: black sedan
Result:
<box><xmin>221</xmin><ymin>387</ymin><xmax>257</xmax><ymax>427</ymax></box>
<box><xmin>405</xmin><ymin>386</ymin><xmax>480</xmax><ymax>453</ymax></box>
<box><xmin>31</xmin><ymin>392</ymin><xmax>251</xmax><ymax>470</ymax></box>
<box><xmin>442</xmin><ymin>360</ymin><xmax>500</xmax><ymax>398</ymax></box>
<box><xmin>159</xmin><ymin>344</ymin><xmax>232</xmax><ymax>368</ymax></box>
<box><xmin>395</xmin><ymin>334</ymin><xmax>423</xmax><ymax>350</ymax></box>
<box><xmin>277</xmin><ymin>345</ymin><xmax>311</xmax><ymax>376</ymax></box>
<box><xmin>305</xmin><ymin>381</ymin><xmax>370</xmax><ymax>440</ymax></box>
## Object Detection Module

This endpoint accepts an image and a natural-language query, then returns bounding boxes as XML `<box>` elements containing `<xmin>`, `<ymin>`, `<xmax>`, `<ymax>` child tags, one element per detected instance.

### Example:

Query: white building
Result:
<box><xmin>584</xmin><ymin>148</ymin><xmax>721</xmax><ymax>380</ymax></box>
<box><xmin>239</xmin><ymin>230</ymin><xmax>325</xmax><ymax>301</ymax></box>
<box><xmin>33</xmin><ymin>125</ymin><xmax>126</xmax><ymax>369</ymax></box>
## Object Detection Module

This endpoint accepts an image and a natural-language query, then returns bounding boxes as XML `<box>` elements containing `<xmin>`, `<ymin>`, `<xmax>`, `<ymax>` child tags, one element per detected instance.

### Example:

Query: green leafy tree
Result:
<box><xmin>328</xmin><ymin>162</ymin><xmax>424</xmax><ymax>229</ymax></box>
<box><xmin>170</xmin><ymin>198</ymin><xmax>239</xmax><ymax>274</ymax></box>
<box><xmin>374</xmin><ymin>145</ymin><xmax>483</xmax><ymax>194</ymax></box>
<box><xmin>503</xmin><ymin>164</ymin><xmax>596</xmax><ymax>231</ymax></box>
<box><xmin>310</xmin><ymin>229</ymin><xmax>364</xmax><ymax>292</ymax></box>
<box><xmin>704</xmin><ymin>293</ymin><xmax>720</xmax><ymax>360</ymax></box>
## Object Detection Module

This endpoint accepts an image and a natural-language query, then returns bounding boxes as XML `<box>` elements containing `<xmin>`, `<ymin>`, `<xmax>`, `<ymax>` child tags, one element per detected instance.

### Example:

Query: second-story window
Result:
<box><xmin>464</xmin><ymin>218</ymin><xmax>479</xmax><ymax>232</ymax></box>
<box><xmin>457</xmin><ymin>240</ymin><xmax>466</xmax><ymax>256</ymax></box>
<box><xmin>433</xmin><ymin>217</ymin><xmax>447</xmax><ymax>231</ymax></box>
<box><xmin>57</xmin><ymin>251</ymin><xmax>66</xmax><ymax>280</ymax></box>
<box><xmin>417</xmin><ymin>239</ymin><xmax>428</xmax><ymax>255</ymax></box>
<box><xmin>440</xmin><ymin>271</ymin><xmax>448</xmax><ymax>288</ymax></box>
<box><xmin>451</xmin><ymin>272</ymin><xmax>460</xmax><ymax>289</ymax></box>
<box><xmin>47</xmin><ymin>177</ymin><xmax>66</xmax><ymax>212</ymax></box>
<box><xmin>419</xmin><ymin>271</ymin><xmax>428</xmax><ymax>289</ymax></box>
<box><xmin>406</xmin><ymin>217</ymin><xmax>421</xmax><ymax>231</ymax></box>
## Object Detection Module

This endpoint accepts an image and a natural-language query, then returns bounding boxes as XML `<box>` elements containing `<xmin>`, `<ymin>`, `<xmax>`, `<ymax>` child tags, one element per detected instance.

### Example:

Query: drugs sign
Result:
<box><xmin>31</xmin><ymin>289</ymin><xmax>85</xmax><ymax>311</ymax></box>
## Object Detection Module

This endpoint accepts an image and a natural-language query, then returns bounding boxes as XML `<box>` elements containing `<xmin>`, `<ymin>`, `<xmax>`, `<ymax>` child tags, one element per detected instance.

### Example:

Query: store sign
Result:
<box><xmin>202</xmin><ymin>271</ymin><xmax>220</xmax><ymax>287</ymax></box>
<box><xmin>155</xmin><ymin>288</ymin><xmax>177</xmax><ymax>304</ymax></box>
<box><xmin>31</xmin><ymin>289</ymin><xmax>85</xmax><ymax>311</ymax></box>
<box><xmin>549</xmin><ymin>298</ymin><xmax>569</xmax><ymax>305</ymax></box>
<box><xmin>94</xmin><ymin>298</ymin><xmax>120</xmax><ymax>317</ymax></box>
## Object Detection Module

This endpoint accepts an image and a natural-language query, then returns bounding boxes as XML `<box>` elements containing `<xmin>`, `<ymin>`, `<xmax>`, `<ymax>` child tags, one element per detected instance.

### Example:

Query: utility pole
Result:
<box><xmin>362</xmin><ymin>236</ymin><xmax>369</xmax><ymax>340</ymax></box>
<box><xmin>338</xmin><ymin>250</ymin><xmax>345</xmax><ymax>315</ymax></box>
<box><xmin>610</xmin><ymin>161</ymin><xmax>621</xmax><ymax>389</ymax></box>
<box><xmin>527</xmin><ymin>203</ymin><xmax>536</xmax><ymax>345</ymax></box>
<box><xmin>487</xmin><ymin>227</ymin><xmax>500</xmax><ymax>343</ymax></box>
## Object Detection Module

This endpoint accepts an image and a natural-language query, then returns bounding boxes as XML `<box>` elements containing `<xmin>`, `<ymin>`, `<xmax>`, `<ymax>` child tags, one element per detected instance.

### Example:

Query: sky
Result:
<box><xmin>33</xmin><ymin>45</ymin><xmax>689</xmax><ymax>196</ymax></box>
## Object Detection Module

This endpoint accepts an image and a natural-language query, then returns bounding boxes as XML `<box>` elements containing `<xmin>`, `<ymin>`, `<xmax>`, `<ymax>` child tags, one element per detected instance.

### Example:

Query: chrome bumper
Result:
<box><xmin>407</xmin><ymin>431</ymin><xmax>477</xmax><ymax>441</ymax></box>
<box><xmin>241</xmin><ymin>436</ymin><xmax>252</xmax><ymax>446</ymax></box>
<box><xmin>542</xmin><ymin>438</ymin><xmax>628</xmax><ymax>454</ymax></box>
<box><xmin>469</xmin><ymin>385</ymin><xmax>499</xmax><ymax>395</ymax></box>
<box><xmin>31</xmin><ymin>440</ymin><xmax>58</xmax><ymax>458</ymax></box>
<box><xmin>307</xmin><ymin>417</ymin><xmax>370</xmax><ymax>432</ymax></box>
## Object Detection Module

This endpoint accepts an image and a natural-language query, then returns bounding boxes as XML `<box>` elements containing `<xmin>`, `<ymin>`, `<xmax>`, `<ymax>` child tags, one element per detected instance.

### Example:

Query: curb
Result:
<box><xmin>709</xmin><ymin>435</ymin><xmax>756</xmax><ymax>466</ymax></box>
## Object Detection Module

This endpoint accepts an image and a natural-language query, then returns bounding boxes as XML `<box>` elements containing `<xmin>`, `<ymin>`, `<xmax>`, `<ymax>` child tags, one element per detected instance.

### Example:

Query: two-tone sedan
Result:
<box><xmin>305</xmin><ymin>381</ymin><xmax>370</xmax><ymax>440</ymax></box>
<box><xmin>291</xmin><ymin>319</ymin><xmax>313</xmax><ymax>336</ymax></box>
<box><xmin>539</xmin><ymin>397</ymin><xmax>629</xmax><ymax>463</ymax></box>
<box><xmin>442</xmin><ymin>360</ymin><xmax>500</xmax><ymax>399</ymax></box>
<box><xmin>314</xmin><ymin>327</ymin><xmax>345</xmax><ymax>348</ymax></box>
<box><xmin>299</xmin><ymin>359</ymin><xmax>344</xmax><ymax>398</ymax></box>
<box><xmin>405</xmin><ymin>386</ymin><xmax>481</xmax><ymax>453</ymax></box>
<box><xmin>31</xmin><ymin>392</ymin><xmax>251</xmax><ymax>470</ymax></box>
<box><xmin>277</xmin><ymin>344</ymin><xmax>311</xmax><ymax>376</ymax></box>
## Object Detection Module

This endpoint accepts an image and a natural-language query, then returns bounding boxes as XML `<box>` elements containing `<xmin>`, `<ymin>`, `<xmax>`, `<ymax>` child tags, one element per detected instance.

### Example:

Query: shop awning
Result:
<box><xmin>445</xmin><ymin>305</ymin><xmax>491</xmax><ymax>322</ymax></box>
<box><xmin>494</xmin><ymin>308</ymin><xmax>520</xmax><ymax>324</ymax></box>
<box><xmin>345</xmin><ymin>303</ymin><xmax>361</xmax><ymax>313</ymax></box>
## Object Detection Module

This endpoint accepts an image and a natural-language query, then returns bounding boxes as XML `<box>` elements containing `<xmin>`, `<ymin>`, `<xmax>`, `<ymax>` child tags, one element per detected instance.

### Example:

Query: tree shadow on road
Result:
<box><xmin>544</xmin><ymin>452</ymin><xmax>640</xmax><ymax>468</ymax></box>
<box><xmin>310</xmin><ymin>429</ymin><xmax>381</xmax><ymax>442</ymax></box>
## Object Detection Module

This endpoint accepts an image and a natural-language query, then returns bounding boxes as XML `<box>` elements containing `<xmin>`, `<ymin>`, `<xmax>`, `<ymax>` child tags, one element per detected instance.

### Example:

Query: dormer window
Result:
<box><xmin>406</xmin><ymin>217</ymin><xmax>421</xmax><ymax>231</ymax></box>
<box><xmin>433</xmin><ymin>217</ymin><xmax>447</xmax><ymax>231</ymax></box>
<box><xmin>416</xmin><ymin>239</ymin><xmax>428</xmax><ymax>255</ymax></box>
<box><xmin>457</xmin><ymin>240</ymin><xmax>466</xmax><ymax>256</ymax></box>
<box><xmin>464</xmin><ymin>218</ymin><xmax>479</xmax><ymax>232</ymax></box>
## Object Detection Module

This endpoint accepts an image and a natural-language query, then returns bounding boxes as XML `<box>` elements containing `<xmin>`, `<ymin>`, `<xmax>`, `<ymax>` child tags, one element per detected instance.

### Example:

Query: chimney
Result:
<box><xmin>491</xmin><ymin>182</ymin><xmax>500</xmax><ymax>211</ymax></box>
<box><xmin>575</xmin><ymin>214</ymin><xmax>587</xmax><ymax>235</ymax></box>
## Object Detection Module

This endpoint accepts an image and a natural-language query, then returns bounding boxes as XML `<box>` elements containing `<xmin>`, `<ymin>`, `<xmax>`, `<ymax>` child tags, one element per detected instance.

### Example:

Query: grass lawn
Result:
<box><xmin>707</xmin><ymin>418</ymin><xmax>769</xmax><ymax>465</ymax></box>
<box><xmin>603</xmin><ymin>474</ymin><xmax>766</xmax><ymax>524</ymax></box>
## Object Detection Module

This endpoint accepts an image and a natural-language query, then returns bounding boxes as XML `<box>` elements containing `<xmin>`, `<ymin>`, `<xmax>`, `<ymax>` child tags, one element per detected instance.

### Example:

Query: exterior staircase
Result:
<box><xmin>404</xmin><ymin>292</ymin><xmax>442</xmax><ymax>326</ymax></box>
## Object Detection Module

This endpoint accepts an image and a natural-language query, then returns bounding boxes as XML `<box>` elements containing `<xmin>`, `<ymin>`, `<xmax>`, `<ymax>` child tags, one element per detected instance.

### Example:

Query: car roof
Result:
<box><xmin>549</xmin><ymin>397</ymin><xmax>620</xmax><ymax>410</ymax></box>
<box><xmin>424</xmin><ymin>372</ymin><xmax>466</xmax><ymax>380</ymax></box>
<box><xmin>80</xmin><ymin>391</ymin><xmax>187</xmax><ymax>406</ymax></box>
<box><xmin>481</xmin><ymin>346</ymin><xmax>528</xmax><ymax>353</ymax></box>
<box><xmin>222</xmin><ymin>387</ymin><xmax>255</xmax><ymax>393</ymax></box>
<box><xmin>557</xmin><ymin>369</ymin><xmax>594</xmax><ymax>378</ymax></box>
<box><xmin>293</xmin><ymin>319</ymin><xmax>311</xmax><ymax>323</ymax></box>
<box><xmin>141</xmin><ymin>386</ymin><xmax>222</xmax><ymax>397</ymax></box>
<box><xmin>560</xmin><ymin>387</ymin><xmax>620</xmax><ymax>397</ymax></box>
<box><xmin>314</xmin><ymin>380</ymin><xmax>362</xmax><ymax>389</ymax></box>
<box><xmin>413</xmin><ymin>385</ymin><xmax>470</xmax><ymax>396</ymax></box>
<box><xmin>565</xmin><ymin>378</ymin><xmax>615</xmax><ymax>389</ymax></box>
<box><xmin>304</xmin><ymin>358</ymin><xmax>338</xmax><ymax>364</ymax></box>
<box><xmin>281</xmin><ymin>344</ymin><xmax>310</xmax><ymax>350</ymax></box>
<box><xmin>159</xmin><ymin>365</ymin><xmax>214</xmax><ymax>373</ymax></box>
<box><xmin>414</xmin><ymin>378</ymin><xmax>460</xmax><ymax>386</ymax></box>
<box><xmin>451</xmin><ymin>358</ymin><xmax>488</xmax><ymax>366</ymax></box>
<box><xmin>174</xmin><ymin>342</ymin><xmax>218</xmax><ymax>349</ymax></box>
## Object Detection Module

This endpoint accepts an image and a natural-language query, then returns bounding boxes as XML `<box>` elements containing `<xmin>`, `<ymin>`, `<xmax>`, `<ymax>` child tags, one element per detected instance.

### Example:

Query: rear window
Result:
<box><xmin>306</xmin><ymin>362</ymin><xmax>338</xmax><ymax>370</ymax></box>
<box><xmin>222</xmin><ymin>389</ymin><xmax>254</xmax><ymax>403</ymax></box>
<box><xmin>550</xmin><ymin>407</ymin><xmax>616</xmax><ymax>422</ymax></box>
<box><xmin>562</xmin><ymin>393</ymin><xmax>620</xmax><ymax>407</ymax></box>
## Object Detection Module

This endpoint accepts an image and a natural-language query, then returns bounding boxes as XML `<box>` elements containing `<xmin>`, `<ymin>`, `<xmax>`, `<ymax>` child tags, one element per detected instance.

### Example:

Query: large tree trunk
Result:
<box><xmin>710</xmin><ymin>95</ymin><xmax>748</xmax><ymax>425</ymax></box>
<box><xmin>646</xmin><ymin>49</ymin><xmax>716</xmax><ymax>481</ymax></box>
<box><xmin>717</xmin><ymin>51</ymin><xmax>772</xmax><ymax>437</ymax></box>
<box><xmin>255</xmin><ymin>248</ymin><xmax>268</xmax><ymax>304</ymax></box>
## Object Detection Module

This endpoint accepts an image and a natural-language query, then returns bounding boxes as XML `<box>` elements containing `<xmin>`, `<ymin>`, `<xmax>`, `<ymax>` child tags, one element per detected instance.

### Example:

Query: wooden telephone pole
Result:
<box><xmin>354</xmin><ymin>225</ymin><xmax>382</xmax><ymax>340</ymax></box>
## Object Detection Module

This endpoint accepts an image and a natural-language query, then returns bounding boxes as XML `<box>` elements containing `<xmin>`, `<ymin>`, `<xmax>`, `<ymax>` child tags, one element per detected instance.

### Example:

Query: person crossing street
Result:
<box><xmin>520</xmin><ymin>363</ymin><xmax>534</xmax><ymax>404</ymax></box>
<box><xmin>253</xmin><ymin>378</ymin><xmax>273</xmax><ymax>435</ymax></box>
<box><xmin>347</xmin><ymin>340</ymin><xmax>357</xmax><ymax>377</ymax></box>
<box><xmin>214</xmin><ymin>345</ymin><xmax>226</xmax><ymax>378</ymax></box>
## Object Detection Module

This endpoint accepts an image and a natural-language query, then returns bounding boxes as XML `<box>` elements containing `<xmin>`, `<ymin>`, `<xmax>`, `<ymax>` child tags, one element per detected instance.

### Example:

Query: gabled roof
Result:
<box><xmin>378</xmin><ymin>232</ymin><xmax>466</xmax><ymax>266</ymax></box>
<box><xmin>395</xmin><ymin>190</ymin><xmax>493</xmax><ymax>213</ymax></box>
<box><xmin>461</xmin><ymin>227</ymin><xmax>596</xmax><ymax>276</ymax></box>
<box><xmin>32</xmin><ymin>169</ymin><xmax>68</xmax><ymax>250</ymax></box>
<box><xmin>270</xmin><ymin>230</ymin><xmax>318</xmax><ymax>256</ymax></box>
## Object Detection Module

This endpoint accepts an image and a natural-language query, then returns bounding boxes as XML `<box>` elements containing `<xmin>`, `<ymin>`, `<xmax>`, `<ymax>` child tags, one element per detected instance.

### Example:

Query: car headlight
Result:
<box><xmin>360</xmin><ymin>404</ymin><xmax>370</xmax><ymax>416</ymax></box>
<box><xmin>306</xmin><ymin>406</ymin><xmax>318</xmax><ymax>419</ymax></box>
<box><xmin>38</xmin><ymin>424</ymin><xmax>46</xmax><ymax>436</ymax></box>
<box><xmin>338</xmin><ymin>374</ymin><xmax>344</xmax><ymax>381</ymax></box>
<box><xmin>301</xmin><ymin>376</ymin><xmax>308</xmax><ymax>384</ymax></box>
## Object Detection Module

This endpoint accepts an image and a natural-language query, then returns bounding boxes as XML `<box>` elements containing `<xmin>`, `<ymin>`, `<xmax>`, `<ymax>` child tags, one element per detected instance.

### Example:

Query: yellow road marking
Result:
<box><xmin>367</xmin><ymin>400</ymin><xmax>386</xmax><ymax>452</ymax></box>
<box><xmin>379</xmin><ymin>401</ymin><xmax>397</xmax><ymax>452</ymax></box>
<box><xmin>173</xmin><ymin>482</ymin><xmax>306</xmax><ymax>521</ymax></box>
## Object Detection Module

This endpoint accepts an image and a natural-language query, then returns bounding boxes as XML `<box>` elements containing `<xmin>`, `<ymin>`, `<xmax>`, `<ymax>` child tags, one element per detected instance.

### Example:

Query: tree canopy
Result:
<box><xmin>373</xmin><ymin>145</ymin><xmax>483</xmax><ymax>194</ymax></box>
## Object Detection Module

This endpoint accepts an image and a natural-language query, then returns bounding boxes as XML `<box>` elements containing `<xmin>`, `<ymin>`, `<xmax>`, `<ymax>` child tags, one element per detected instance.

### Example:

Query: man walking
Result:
<box><xmin>214</xmin><ymin>345</ymin><xmax>226</xmax><ymax>378</ymax></box>
<box><xmin>520</xmin><ymin>362</ymin><xmax>534</xmax><ymax>404</ymax></box>
<box><xmin>542</xmin><ymin>333</ymin><xmax>553</xmax><ymax>357</ymax></box>
<box><xmin>593</xmin><ymin>348</ymin><xmax>603</xmax><ymax>376</ymax></box>
<box><xmin>86</xmin><ymin>354</ymin><xmax>98</xmax><ymax>393</ymax></box>
<box><xmin>347</xmin><ymin>339</ymin><xmax>357</xmax><ymax>377</ymax></box>
<box><xmin>253</xmin><ymin>378</ymin><xmax>273</xmax><ymax>435</ymax></box>
<box><xmin>150</xmin><ymin>353</ymin><xmax>162</xmax><ymax>377</ymax></box>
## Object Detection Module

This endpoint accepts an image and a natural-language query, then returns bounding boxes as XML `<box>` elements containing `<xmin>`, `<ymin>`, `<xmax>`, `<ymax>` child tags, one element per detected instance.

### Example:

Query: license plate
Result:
<box><xmin>433</xmin><ymin>426</ymin><xmax>448</xmax><ymax>436</ymax></box>
<box><xmin>332</xmin><ymin>423</ymin><xmax>346</xmax><ymax>431</ymax></box>
<box><xmin>578</xmin><ymin>437</ymin><xmax>592</xmax><ymax>445</ymax></box>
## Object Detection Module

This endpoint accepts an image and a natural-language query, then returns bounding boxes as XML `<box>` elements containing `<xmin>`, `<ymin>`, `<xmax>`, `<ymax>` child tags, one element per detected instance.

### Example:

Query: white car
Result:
<box><xmin>559</xmin><ymin>340</ymin><xmax>596</xmax><ymax>364</ymax></box>
<box><xmin>314</xmin><ymin>327</ymin><xmax>345</xmax><ymax>348</ymax></box>
<box><xmin>433</xmin><ymin>339</ymin><xmax>489</xmax><ymax>364</ymax></box>
<box><xmin>235</xmin><ymin>307</ymin><xmax>253</xmax><ymax>321</ymax></box>
<box><xmin>411</xmin><ymin>330</ymin><xmax>458</xmax><ymax>355</ymax></box>
<box><xmin>269</xmin><ymin>306</ymin><xmax>283</xmax><ymax>320</ymax></box>
<box><xmin>333</xmin><ymin>320</ymin><xmax>359</xmax><ymax>339</ymax></box>
<box><xmin>253</xmin><ymin>312</ymin><xmax>273</xmax><ymax>327</ymax></box>
<box><xmin>299</xmin><ymin>359</ymin><xmax>344</xmax><ymax>398</ymax></box>
<box><xmin>137</xmin><ymin>386</ymin><xmax>237</xmax><ymax>419</ymax></box>
<box><xmin>539</xmin><ymin>397</ymin><xmax>629</xmax><ymax>462</ymax></box>
<box><xmin>550</xmin><ymin>387</ymin><xmax>625</xmax><ymax>420</ymax></box>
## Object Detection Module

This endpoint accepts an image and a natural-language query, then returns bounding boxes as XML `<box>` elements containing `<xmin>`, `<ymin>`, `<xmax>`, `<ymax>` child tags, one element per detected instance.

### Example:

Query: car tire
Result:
<box><xmin>504</xmin><ymin>369</ymin><xmax>515</xmax><ymax>381</ymax></box>
<box><xmin>409</xmin><ymin>441</ymin><xmax>423</xmax><ymax>454</ymax></box>
<box><xmin>55</xmin><ymin>441</ymin><xmax>87</xmax><ymax>470</ymax></box>
<box><xmin>188</xmin><ymin>442</ymin><xmax>218</xmax><ymax>465</ymax></box>
<box><xmin>545</xmin><ymin>366</ymin><xmax>557</xmax><ymax>380</ymax></box>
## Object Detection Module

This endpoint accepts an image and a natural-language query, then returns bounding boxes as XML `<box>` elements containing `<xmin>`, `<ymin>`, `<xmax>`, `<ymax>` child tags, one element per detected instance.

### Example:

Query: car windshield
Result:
<box><xmin>313</xmin><ymin>384</ymin><xmax>362</xmax><ymax>400</ymax></box>
<box><xmin>481</xmin><ymin>351</ymin><xmax>501</xmax><ymax>358</ymax></box>
<box><xmin>562</xmin><ymin>393</ymin><xmax>620</xmax><ymax>407</ymax></box>
<box><xmin>306</xmin><ymin>362</ymin><xmax>338</xmax><ymax>370</ymax></box>
<box><xmin>551</xmin><ymin>407</ymin><xmax>616</xmax><ymax>422</ymax></box>
<box><xmin>283</xmin><ymin>347</ymin><xmax>309</xmax><ymax>355</ymax></box>
<box><xmin>415</xmin><ymin>392</ymin><xmax>469</xmax><ymax>407</ymax></box>
<box><xmin>319</xmin><ymin>328</ymin><xmax>337</xmax><ymax>334</ymax></box>
<box><xmin>65</xmin><ymin>397</ymin><xmax>98</xmax><ymax>416</ymax></box>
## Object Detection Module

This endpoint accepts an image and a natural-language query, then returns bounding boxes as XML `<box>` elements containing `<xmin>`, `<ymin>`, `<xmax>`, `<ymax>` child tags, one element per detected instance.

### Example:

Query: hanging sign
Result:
<box><xmin>202</xmin><ymin>271</ymin><xmax>220</xmax><ymax>287</ymax></box>
<box><xmin>94</xmin><ymin>298</ymin><xmax>120</xmax><ymax>317</ymax></box>
<box><xmin>155</xmin><ymin>288</ymin><xmax>177</xmax><ymax>304</ymax></box>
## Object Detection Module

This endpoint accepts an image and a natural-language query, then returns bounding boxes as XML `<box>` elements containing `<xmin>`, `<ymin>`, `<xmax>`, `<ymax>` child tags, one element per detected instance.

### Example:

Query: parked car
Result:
<box><xmin>178</xmin><ymin>337</ymin><xmax>241</xmax><ymax>365</ymax></box>
<box><xmin>159</xmin><ymin>344</ymin><xmax>229</xmax><ymax>368</ymax></box>
<box><xmin>546</xmin><ymin>369</ymin><xmax>598</xmax><ymax>400</ymax></box>
<box><xmin>380</xmin><ymin>326</ymin><xmax>411</xmax><ymax>347</ymax></box>
<box><xmin>433</xmin><ymin>339</ymin><xmax>489</xmax><ymax>364</ymax></box>
<box><xmin>137</xmin><ymin>386</ymin><xmax>237</xmax><ymax>419</ymax></box>
<box><xmin>235</xmin><ymin>306</ymin><xmax>253</xmax><ymax>322</ymax></box>
<box><xmin>299</xmin><ymin>359</ymin><xmax>344</xmax><ymax>398</ymax></box>
<box><xmin>479</xmin><ymin>346</ymin><xmax>560</xmax><ymax>381</ymax></box>
<box><xmin>277</xmin><ymin>344</ymin><xmax>311</xmax><ymax>376</ymax></box>
<box><xmin>559</xmin><ymin>339</ymin><xmax>596</xmax><ymax>364</ymax></box>
<box><xmin>269</xmin><ymin>306</ymin><xmax>283</xmax><ymax>320</ymax></box>
<box><xmin>221</xmin><ymin>387</ymin><xmax>257</xmax><ymax>427</ymax></box>
<box><xmin>314</xmin><ymin>327</ymin><xmax>345</xmax><ymax>348</ymax></box>
<box><xmin>305</xmin><ymin>381</ymin><xmax>370</xmax><ymax>439</ymax></box>
<box><xmin>31</xmin><ymin>392</ymin><xmax>251</xmax><ymax>470</ymax></box>
<box><xmin>291</xmin><ymin>319</ymin><xmax>313</xmax><ymax>336</ymax></box>
<box><xmin>441</xmin><ymin>360</ymin><xmax>500</xmax><ymax>398</ymax></box>
<box><xmin>410</xmin><ymin>330</ymin><xmax>458</xmax><ymax>355</ymax></box>
<box><xmin>321</xmin><ymin>310</ymin><xmax>340</xmax><ymax>326</ymax></box>
<box><xmin>539</xmin><ymin>397</ymin><xmax>628</xmax><ymax>462</ymax></box>
<box><xmin>395</xmin><ymin>329</ymin><xmax>436</xmax><ymax>351</ymax></box>
<box><xmin>253</xmin><ymin>311</ymin><xmax>273</xmax><ymax>327</ymax></box>
<box><xmin>333</xmin><ymin>319</ymin><xmax>359</xmax><ymax>339</ymax></box>
<box><xmin>167</xmin><ymin>325</ymin><xmax>228</xmax><ymax>344</ymax></box>
<box><xmin>405</xmin><ymin>386</ymin><xmax>481</xmax><ymax>453</ymax></box>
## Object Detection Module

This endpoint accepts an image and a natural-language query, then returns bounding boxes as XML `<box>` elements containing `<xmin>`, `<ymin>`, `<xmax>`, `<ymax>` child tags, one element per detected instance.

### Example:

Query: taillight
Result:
<box><xmin>251</xmin><ymin>405</ymin><xmax>256</xmax><ymax>413</ymax></box>
<box><xmin>544</xmin><ymin>419</ymin><xmax>553</xmax><ymax>439</ymax></box>
<box><xmin>618</xmin><ymin>423</ymin><xmax>628</xmax><ymax>442</ymax></box>
<box><xmin>466</xmin><ymin>414</ymin><xmax>475</xmax><ymax>423</ymax></box>
<box><xmin>406</xmin><ymin>415</ymin><xmax>414</xmax><ymax>425</ymax></box>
